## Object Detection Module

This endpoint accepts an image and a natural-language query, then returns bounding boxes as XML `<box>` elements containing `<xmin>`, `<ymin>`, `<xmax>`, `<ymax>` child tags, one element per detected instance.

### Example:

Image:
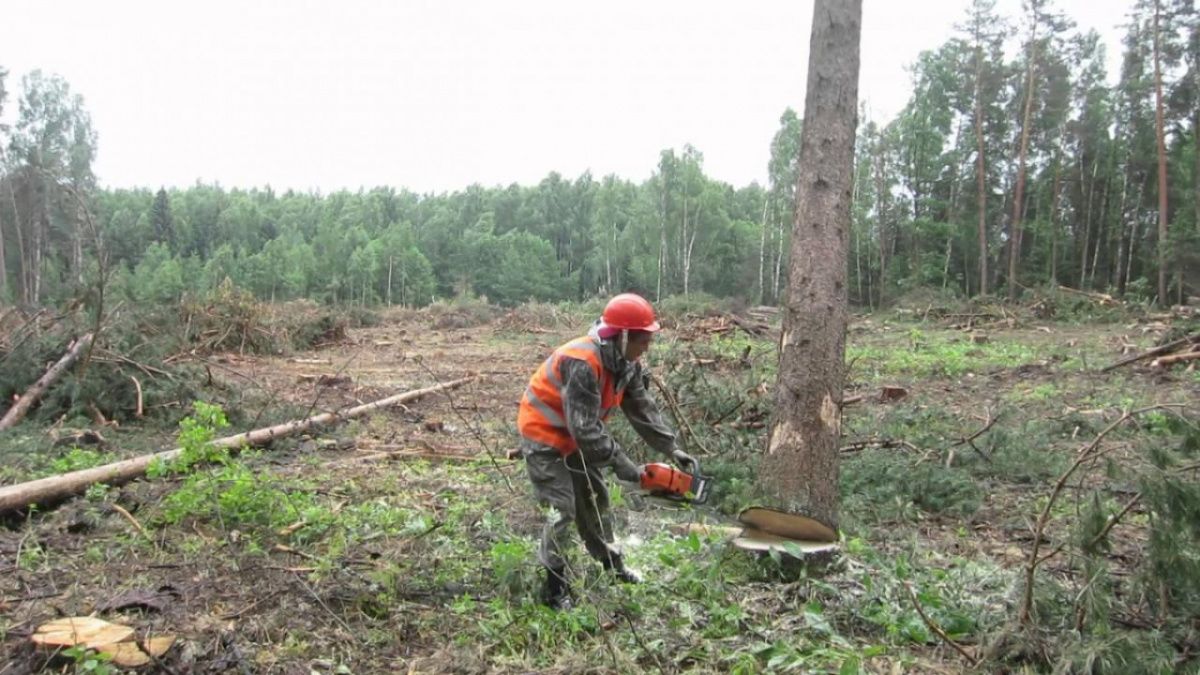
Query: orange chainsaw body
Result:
<box><xmin>639</xmin><ymin>462</ymin><xmax>710</xmax><ymax>504</ymax></box>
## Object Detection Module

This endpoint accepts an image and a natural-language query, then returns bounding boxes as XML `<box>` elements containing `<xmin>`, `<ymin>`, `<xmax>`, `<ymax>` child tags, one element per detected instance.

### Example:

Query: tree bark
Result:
<box><xmin>973</xmin><ymin>29</ymin><xmax>990</xmax><ymax>296</ymax></box>
<box><xmin>1049</xmin><ymin>154</ymin><xmax>1063</xmax><ymax>285</ymax></box>
<box><xmin>759</xmin><ymin>0</ymin><xmax>860</xmax><ymax>532</ymax></box>
<box><xmin>0</xmin><ymin>184</ymin><xmax>7</xmax><ymax>301</ymax></box>
<box><xmin>9</xmin><ymin>175</ymin><xmax>29</xmax><ymax>305</ymax></box>
<box><xmin>0</xmin><ymin>375</ymin><xmax>477</xmax><ymax>515</ymax></box>
<box><xmin>874</xmin><ymin>140</ymin><xmax>889</xmax><ymax>304</ymax></box>
<box><xmin>758</xmin><ymin>199</ymin><xmax>769</xmax><ymax>303</ymax></box>
<box><xmin>1008</xmin><ymin>6</ymin><xmax>1040</xmax><ymax>300</ymax></box>
<box><xmin>1153</xmin><ymin>0</ymin><xmax>1169</xmax><ymax>305</ymax></box>
<box><xmin>0</xmin><ymin>334</ymin><xmax>95</xmax><ymax>430</ymax></box>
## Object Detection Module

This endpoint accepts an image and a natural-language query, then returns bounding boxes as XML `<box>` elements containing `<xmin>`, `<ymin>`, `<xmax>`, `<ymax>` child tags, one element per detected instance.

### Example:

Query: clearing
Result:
<box><xmin>2</xmin><ymin>301</ymin><xmax>1198</xmax><ymax>673</ymax></box>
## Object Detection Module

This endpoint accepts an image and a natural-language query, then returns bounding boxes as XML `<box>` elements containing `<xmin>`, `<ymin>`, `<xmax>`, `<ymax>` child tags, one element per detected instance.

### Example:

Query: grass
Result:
<box><xmin>3</xmin><ymin>309</ymin><xmax>1198</xmax><ymax>674</ymax></box>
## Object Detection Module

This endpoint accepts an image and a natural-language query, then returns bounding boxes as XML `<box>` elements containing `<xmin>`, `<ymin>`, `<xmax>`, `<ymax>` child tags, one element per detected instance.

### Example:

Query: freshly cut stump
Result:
<box><xmin>733</xmin><ymin>506</ymin><xmax>840</xmax><ymax>568</ymax></box>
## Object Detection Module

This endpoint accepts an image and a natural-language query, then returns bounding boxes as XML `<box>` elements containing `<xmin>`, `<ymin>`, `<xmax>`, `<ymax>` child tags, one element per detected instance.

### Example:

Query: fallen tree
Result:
<box><xmin>0</xmin><ymin>333</ymin><xmax>95</xmax><ymax>431</ymax></box>
<box><xmin>0</xmin><ymin>375</ymin><xmax>477</xmax><ymax>515</ymax></box>
<box><xmin>1101</xmin><ymin>332</ymin><xmax>1200</xmax><ymax>372</ymax></box>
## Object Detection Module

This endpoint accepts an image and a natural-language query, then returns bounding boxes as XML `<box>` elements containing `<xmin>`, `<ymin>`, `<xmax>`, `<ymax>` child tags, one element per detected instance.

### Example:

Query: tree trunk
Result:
<box><xmin>874</xmin><ymin>143</ymin><xmax>888</xmax><ymax>305</ymax></box>
<box><xmin>1089</xmin><ymin>171</ymin><xmax>1111</xmax><ymax>290</ymax></box>
<box><xmin>0</xmin><ymin>376</ymin><xmax>477</xmax><ymax>515</ymax></box>
<box><xmin>773</xmin><ymin>207</ymin><xmax>787</xmax><ymax>302</ymax></box>
<box><xmin>0</xmin><ymin>334</ymin><xmax>94</xmax><ymax>430</ymax></box>
<box><xmin>1124</xmin><ymin>173</ymin><xmax>1149</xmax><ymax>294</ymax></box>
<box><xmin>760</xmin><ymin>0</ymin><xmax>860</xmax><ymax>533</ymax></box>
<box><xmin>758</xmin><ymin>199</ymin><xmax>769</xmax><ymax>303</ymax></box>
<box><xmin>1153</xmin><ymin>0</ymin><xmax>1169</xmax><ymax>305</ymax></box>
<box><xmin>1008</xmin><ymin>10</ymin><xmax>1040</xmax><ymax>300</ymax></box>
<box><xmin>680</xmin><ymin>196</ymin><xmax>689</xmax><ymax>293</ymax></box>
<box><xmin>0</xmin><ymin>185</ymin><xmax>7</xmax><ymax>301</ymax></box>
<box><xmin>657</xmin><ymin>184</ymin><xmax>667</xmax><ymax>301</ymax></box>
<box><xmin>1112</xmin><ymin>169</ymin><xmax>1128</xmax><ymax>291</ymax></box>
<box><xmin>973</xmin><ymin>37</ymin><xmax>990</xmax><ymax>296</ymax></box>
<box><xmin>1049</xmin><ymin>153</ymin><xmax>1063</xmax><ymax>284</ymax></box>
<box><xmin>605</xmin><ymin>221</ymin><xmax>615</xmax><ymax>293</ymax></box>
<box><xmin>10</xmin><ymin>178</ymin><xmax>28</xmax><ymax>305</ymax></box>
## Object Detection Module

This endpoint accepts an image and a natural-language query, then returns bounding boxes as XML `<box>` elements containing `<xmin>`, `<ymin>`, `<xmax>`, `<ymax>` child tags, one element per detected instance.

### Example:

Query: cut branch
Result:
<box><xmin>1151</xmin><ymin>350</ymin><xmax>1200</xmax><ymax>369</ymax></box>
<box><xmin>1018</xmin><ymin>404</ymin><xmax>1183</xmax><ymax>626</ymax></box>
<box><xmin>0</xmin><ymin>375</ymin><xmax>476</xmax><ymax>515</ymax></box>
<box><xmin>903</xmin><ymin>582</ymin><xmax>979</xmax><ymax>667</ymax></box>
<box><xmin>0</xmin><ymin>333</ymin><xmax>94</xmax><ymax>430</ymax></box>
<box><xmin>1100</xmin><ymin>333</ymin><xmax>1199</xmax><ymax>372</ymax></box>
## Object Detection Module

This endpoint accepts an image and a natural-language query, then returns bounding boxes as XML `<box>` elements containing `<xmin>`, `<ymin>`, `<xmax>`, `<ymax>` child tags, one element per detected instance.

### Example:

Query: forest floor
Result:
<box><xmin>1</xmin><ymin>301</ymin><xmax>1198</xmax><ymax>674</ymax></box>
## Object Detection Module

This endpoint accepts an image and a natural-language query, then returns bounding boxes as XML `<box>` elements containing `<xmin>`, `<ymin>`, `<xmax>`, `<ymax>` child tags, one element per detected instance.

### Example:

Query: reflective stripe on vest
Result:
<box><xmin>518</xmin><ymin>336</ymin><xmax>625</xmax><ymax>456</ymax></box>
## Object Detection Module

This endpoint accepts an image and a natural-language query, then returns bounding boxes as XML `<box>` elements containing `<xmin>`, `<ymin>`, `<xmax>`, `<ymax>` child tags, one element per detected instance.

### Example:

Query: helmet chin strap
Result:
<box><xmin>618</xmin><ymin>329</ymin><xmax>629</xmax><ymax>360</ymax></box>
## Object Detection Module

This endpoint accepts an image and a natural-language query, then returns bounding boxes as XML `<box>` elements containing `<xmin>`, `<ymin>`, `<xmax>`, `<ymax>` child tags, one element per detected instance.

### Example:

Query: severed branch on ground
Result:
<box><xmin>944</xmin><ymin>410</ymin><xmax>998</xmax><ymax>463</ymax></box>
<box><xmin>1018</xmin><ymin>404</ymin><xmax>1185</xmax><ymax>627</ymax></box>
<box><xmin>1100</xmin><ymin>332</ymin><xmax>1200</xmax><ymax>372</ymax></box>
<box><xmin>839</xmin><ymin>437</ymin><xmax>921</xmax><ymax>454</ymax></box>
<box><xmin>0</xmin><ymin>333</ymin><xmax>95</xmax><ymax>431</ymax></box>
<box><xmin>1150</xmin><ymin>348</ymin><xmax>1200</xmax><ymax>369</ymax></box>
<box><xmin>1056</xmin><ymin>285</ymin><xmax>1120</xmax><ymax>306</ymax></box>
<box><xmin>903</xmin><ymin>581</ymin><xmax>980</xmax><ymax>667</ymax></box>
<box><xmin>0</xmin><ymin>375</ymin><xmax>477</xmax><ymax>515</ymax></box>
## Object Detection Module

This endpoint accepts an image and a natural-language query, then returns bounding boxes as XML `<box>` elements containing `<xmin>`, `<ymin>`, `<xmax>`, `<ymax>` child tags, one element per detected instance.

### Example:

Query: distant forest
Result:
<box><xmin>0</xmin><ymin>0</ymin><xmax>1196</xmax><ymax>309</ymax></box>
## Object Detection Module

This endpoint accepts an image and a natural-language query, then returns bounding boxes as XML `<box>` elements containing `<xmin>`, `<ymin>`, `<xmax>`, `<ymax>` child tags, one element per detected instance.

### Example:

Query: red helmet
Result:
<box><xmin>602</xmin><ymin>293</ymin><xmax>660</xmax><ymax>332</ymax></box>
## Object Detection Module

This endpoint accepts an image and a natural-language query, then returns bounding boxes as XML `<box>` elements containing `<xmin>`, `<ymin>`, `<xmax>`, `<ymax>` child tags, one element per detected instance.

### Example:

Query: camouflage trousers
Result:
<box><xmin>523</xmin><ymin>442</ymin><xmax>620</xmax><ymax>571</ymax></box>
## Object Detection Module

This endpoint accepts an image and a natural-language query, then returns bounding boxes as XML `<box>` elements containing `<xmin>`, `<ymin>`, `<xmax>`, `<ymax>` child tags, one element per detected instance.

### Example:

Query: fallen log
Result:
<box><xmin>0</xmin><ymin>333</ymin><xmax>94</xmax><ymax>431</ymax></box>
<box><xmin>0</xmin><ymin>375</ymin><xmax>476</xmax><ymax>515</ymax></box>
<box><xmin>727</xmin><ymin>314</ymin><xmax>769</xmax><ymax>337</ymax></box>
<box><xmin>1057</xmin><ymin>285</ymin><xmax>1118</xmax><ymax>306</ymax></box>
<box><xmin>1100</xmin><ymin>333</ymin><xmax>1200</xmax><ymax>372</ymax></box>
<box><xmin>1152</xmin><ymin>350</ymin><xmax>1200</xmax><ymax>368</ymax></box>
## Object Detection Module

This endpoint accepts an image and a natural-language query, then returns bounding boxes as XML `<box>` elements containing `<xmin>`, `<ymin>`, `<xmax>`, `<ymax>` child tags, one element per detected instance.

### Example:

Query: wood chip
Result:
<box><xmin>32</xmin><ymin>617</ymin><xmax>134</xmax><ymax>649</ymax></box>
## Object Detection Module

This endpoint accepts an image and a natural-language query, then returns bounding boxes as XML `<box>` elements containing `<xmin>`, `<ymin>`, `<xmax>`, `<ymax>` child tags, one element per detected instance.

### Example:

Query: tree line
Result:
<box><xmin>0</xmin><ymin>0</ymin><xmax>1196</xmax><ymax>310</ymax></box>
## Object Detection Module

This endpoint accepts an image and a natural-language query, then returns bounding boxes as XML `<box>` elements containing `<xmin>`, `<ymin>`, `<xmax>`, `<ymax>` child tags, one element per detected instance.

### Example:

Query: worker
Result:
<box><xmin>517</xmin><ymin>292</ymin><xmax>695</xmax><ymax>610</ymax></box>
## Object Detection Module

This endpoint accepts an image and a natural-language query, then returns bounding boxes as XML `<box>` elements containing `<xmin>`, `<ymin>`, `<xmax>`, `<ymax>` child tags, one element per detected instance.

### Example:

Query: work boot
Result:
<box><xmin>540</xmin><ymin>566</ymin><xmax>573</xmax><ymax>610</ymax></box>
<box><xmin>602</xmin><ymin>554</ymin><xmax>643</xmax><ymax>584</ymax></box>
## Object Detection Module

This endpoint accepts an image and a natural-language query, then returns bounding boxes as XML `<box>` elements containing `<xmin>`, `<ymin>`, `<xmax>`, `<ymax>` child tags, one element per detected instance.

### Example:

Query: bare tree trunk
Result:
<box><xmin>680</xmin><ymin>196</ymin><xmax>688</xmax><ymax>293</ymax></box>
<box><xmin>605</xmin><ymin>222</ymin><xmax>614</xmax><ymax>293</ymax></box>
<box><xmin>1110</xmin><ymin>163</ymin><xmax>1129</xmax><ymax>290</ymax></box>
<box><xmin>0</xmin><ymin>184</ymin><xmax>7</xmax><ymax>301</ymax></box>
<box><xmin>1124</xmin><ymin>174</ymin><xmax>1149</xmax><ymax>294</ymax></box>
<box><xmin>760</xmin><ymin>0</ymin><xmax>861</xmax><ymax>532</ymax></box>
<box><xmin>34</xmin><ymin>168</ymin><xmax>47</xmax><ymax>304</ymax></box>
<box><xmin>973</xmin><ymin>32</ymin><xmax>990</xmax><ymax>297</ymax></box>
<box><xmin>1153</xmin><ymin>0</ymin><xmax>1170</xmax><ymax>305</ymax></box>
<box><xmin>1048</xmin><ymin>153</ymin><xmax>1063</xmax><ymax>284</ymax></box>
<box><xmin>1009</xmin><ymin>7</ymin><xmax>1040</xmax><ymax>300</ymax></box>
<box><xmin>773</xmin><ymin>209</ymin><xmax>787</xmax><ymax>302</ymax></box>
<box><xmin>9</xmin><ymin>177</ymin><xmax>28</xmax><ymax>305</ymax></box>
<box><xmin>874</xmin><ymin>144</ymin><xmax>888</xmax><ymax>305</ymax></box>
<box><xmin>1114</xmin><ymin>164</ymin><xmax>1133</xmax><ymax>294</ymax></box>
<box><xmin>1089</xmin><ymin>173</ymin><xmax>1111</xmax><ymax>290</ymax></box>
<box><xmin>657</xmin><ymin>184</ymin><xmax>667</xmax><ymax>301</ymax></box>
<box><xmin>682</xmin><ymin>202</ymin><xmax>700</xmax><ymax>296</ymax></box>
<box><xmin>758</xmin><ymin>199</ymin><xmax>769</xmax><ymax>303</ymax></box>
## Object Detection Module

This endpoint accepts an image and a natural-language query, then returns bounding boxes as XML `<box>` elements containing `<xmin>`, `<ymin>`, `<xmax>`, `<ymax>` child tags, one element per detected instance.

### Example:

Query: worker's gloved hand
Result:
<box><xmin>670</xmin><ymin>448</ymin><xmax>697</xmax><ymax>473</ymax></box>
<box><xmin>611</xmin><ymin>452</ymin><xmax>644</xmax><ymax>483</ymax></box>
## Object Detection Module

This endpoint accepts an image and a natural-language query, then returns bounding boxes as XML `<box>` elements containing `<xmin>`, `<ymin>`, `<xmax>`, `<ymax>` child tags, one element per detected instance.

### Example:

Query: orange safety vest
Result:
<box><xmin>518</xmin><ymin>336</ymin><xmax>625</xmax><ymax>456</ymax></box>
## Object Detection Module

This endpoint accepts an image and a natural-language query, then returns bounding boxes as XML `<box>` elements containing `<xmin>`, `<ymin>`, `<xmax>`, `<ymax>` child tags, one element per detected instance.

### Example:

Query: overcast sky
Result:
<box><xmin>2</xmin><ymin>0</ymin><xmax>1134</xmax><ymax>194</ymax></box>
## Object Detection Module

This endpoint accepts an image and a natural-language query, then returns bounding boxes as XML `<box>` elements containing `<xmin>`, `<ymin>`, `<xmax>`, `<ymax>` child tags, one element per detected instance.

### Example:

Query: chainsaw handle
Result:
<box><xmin>670</xmin><ymin>449</ymin><xmax>698</xmax><ymax>475</ymax></box>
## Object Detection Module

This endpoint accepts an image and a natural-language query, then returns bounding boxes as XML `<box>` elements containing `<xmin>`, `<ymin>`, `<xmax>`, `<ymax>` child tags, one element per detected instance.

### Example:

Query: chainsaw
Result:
<box><xmin>639</xmin><ymin>460</ymin><xmax>711</xmax><ymax>505</ymax></box>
